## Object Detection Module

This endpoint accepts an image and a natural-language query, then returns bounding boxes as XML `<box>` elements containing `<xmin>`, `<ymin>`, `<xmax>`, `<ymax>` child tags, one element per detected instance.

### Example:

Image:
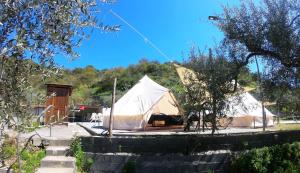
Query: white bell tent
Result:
<box><xmin>225</xmin><ymin>92</ymin><xmax>275</xmax><ymax>127</ymax></box>
<box><xmin>102</xmin><ymin>75</ymin><xmax>181</xmax><ymax>130</ymax></box>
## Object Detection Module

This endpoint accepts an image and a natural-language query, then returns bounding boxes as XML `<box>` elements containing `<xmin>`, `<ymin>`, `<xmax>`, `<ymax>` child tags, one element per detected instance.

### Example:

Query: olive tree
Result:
<box><xmin>214</xmin><ymin>0</ymin><xmax>300</xmax><ymax>118</ymax></box>
<box><xmin>184</xmin><ymin>48</ymin><xmax>241</xmax><ymax>135</ymax></box>
<box><xmin>217</xmin><ymin>0</ymin><xmax>300</xmax><ymax>68</ymax></box>
<box><xmin>262</xmin><ymin>66</ymin><xmax>300</xmax><ymax>118</ymax></box>
<box><xmin>0</xmin><ymin>0</ymin><xmax>118</xmax><ymax>169</ymax></box>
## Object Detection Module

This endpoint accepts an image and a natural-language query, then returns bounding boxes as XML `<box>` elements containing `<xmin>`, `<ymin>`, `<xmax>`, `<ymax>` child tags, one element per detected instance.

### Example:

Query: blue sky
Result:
<box><xmin>55</xmin><ymin>0</ymin><xmax>248</xmax><ymax>70</ymax></box>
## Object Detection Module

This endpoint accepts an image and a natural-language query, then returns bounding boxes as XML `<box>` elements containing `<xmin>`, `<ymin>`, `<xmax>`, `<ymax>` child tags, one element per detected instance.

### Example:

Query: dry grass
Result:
<box><xmin>276</xmin><ymin>123</ymin><xmax>300</xmax><ymax>131</ymax></box>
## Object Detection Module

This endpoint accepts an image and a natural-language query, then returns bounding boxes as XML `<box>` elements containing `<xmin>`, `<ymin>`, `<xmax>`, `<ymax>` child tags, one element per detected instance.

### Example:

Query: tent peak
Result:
<box><xmin>141</xmin><ymin>74</ymin><xmax>149</xmax><ymax>78</ymax></box>
<box><xmin>139</xmin><ymin>75</ymin><xmax>169</xmax><ymax>91</ymax></box>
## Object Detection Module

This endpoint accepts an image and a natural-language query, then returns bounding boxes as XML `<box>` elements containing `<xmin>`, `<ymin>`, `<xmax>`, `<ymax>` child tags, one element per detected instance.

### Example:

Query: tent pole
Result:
<box><xmin>169</xmin><ymin>91</ymin><xmax>184</xmax><ymax>115</ymax></box>
<box><xmin>109</xmin><ymin>78</ymin><xmax>117</xmax><ymax>138</ymax></box>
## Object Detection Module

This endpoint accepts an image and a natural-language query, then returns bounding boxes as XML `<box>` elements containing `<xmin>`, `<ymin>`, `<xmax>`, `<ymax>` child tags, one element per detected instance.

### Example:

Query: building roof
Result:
<box><xmin>45</xmin><ymin>83</ymin><xmax>73</xmax><ymax>88</ymax></box>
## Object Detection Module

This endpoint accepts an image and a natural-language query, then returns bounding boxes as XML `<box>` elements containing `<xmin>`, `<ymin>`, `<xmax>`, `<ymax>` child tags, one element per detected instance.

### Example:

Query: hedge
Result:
<box><xmin>230</xmin><ymin>142</ymin><xmax>300</xmax><ymax>173</ymax></box>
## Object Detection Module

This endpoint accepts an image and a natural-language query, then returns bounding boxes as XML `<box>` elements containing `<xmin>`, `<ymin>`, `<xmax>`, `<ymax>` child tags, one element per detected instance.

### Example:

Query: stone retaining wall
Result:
<box><xmin>86</xmin><ymin>151</ymin><xmax>230</xmax><ymax>173</ymax></box>
<box><xmin>82</xmin><ymin>130</ymin><xmax>300</xmax><ymax>173</ymax></box>
<box><xmin>81</xmin><ymin>130</ymin><xmax>300</xmax><ymax>154</ymax></box>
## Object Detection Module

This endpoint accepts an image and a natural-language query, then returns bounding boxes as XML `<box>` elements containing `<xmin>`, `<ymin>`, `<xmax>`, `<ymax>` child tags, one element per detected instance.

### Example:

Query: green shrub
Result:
<box><xmin>0</xmin><ymin>136</ymin><xmax>16</xmax><ymax>162</ymax></box>
<box><xmin>2</xmin><ymin>144</ymin><xmax>16</xmax><ymax>160</ymax></box>
<box><xmin>0</xmin><ymin>136</ymin><xmax>45</xmax><ymax>172</ymax></box>
<box><xmin>11</xmin><ymin>148</ymin><xmax>45</xmax><ymax>173</ymax></box>
<box><xmin>26</xmin><ymin>121</ymin><xmax>41</xmax><ymax>132</ymax></box>
<box><xmin>70</xmin><ymin>136</ymin><xmax>93</xmax><ymax>173</ymax></box>
<box><xmin>122</xmin><ymin>161</ymin><xmax>136</xmax><ymax>173</ymax></box>
<box><xmin>70</xmin><ymin>136</ymin><xmax>82</xmax><ymax>156</ymax></box>
<box><xmin>231</xmin><ymin>142</ymin><xmax>300</xmax><ymax>173</ymax></box>
<box><xmin>20</xmin><ymin>149</ymin><xmax>46</xmax><ymax>173</ymax></box>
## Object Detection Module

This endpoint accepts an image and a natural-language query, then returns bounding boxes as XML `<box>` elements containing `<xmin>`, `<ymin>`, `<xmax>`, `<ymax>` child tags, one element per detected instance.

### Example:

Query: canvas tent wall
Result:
<box><xmin>225</xmin><ymin>92</ymin><xmax>275</xmax><ymax>127</ymax></box>
<box><xmin>102</xmin><ymin>75</ymin><xmax>181</xmax><ymax>130</ymax></box>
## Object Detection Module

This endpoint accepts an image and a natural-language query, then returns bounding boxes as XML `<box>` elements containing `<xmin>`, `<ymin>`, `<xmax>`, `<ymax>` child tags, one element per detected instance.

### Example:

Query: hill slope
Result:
<box><xmin>32</xmin><ymin>59</ymin><xmax>256</xmax><ymax>108</ymax></box>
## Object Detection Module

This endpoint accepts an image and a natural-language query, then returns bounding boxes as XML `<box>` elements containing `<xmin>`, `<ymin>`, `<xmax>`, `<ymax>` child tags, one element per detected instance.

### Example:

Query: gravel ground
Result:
<box><xmin>79</xmin><ymin>122</ymin><xmax>276</xmax><ymax>136</ymax></box>
<box><xmin>6</xmin><ymin>120</ymin><xmax>298</xmax><ymax>143</ymax></box>
<box><xmin>18</xmin><ymin>123</ymin><xmax>91</xmax><ymax>142</ymax></box>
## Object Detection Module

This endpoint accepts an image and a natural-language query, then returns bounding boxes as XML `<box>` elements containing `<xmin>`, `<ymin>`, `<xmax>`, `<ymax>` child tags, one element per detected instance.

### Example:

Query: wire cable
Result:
<box><xmin>110</xmin><ymin>9</ymin><xmax>173</xmax><ymax>62</ymax></box>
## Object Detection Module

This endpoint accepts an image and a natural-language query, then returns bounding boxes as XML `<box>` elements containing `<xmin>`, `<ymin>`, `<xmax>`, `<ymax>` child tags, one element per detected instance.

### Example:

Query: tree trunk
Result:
<box><xmin>202</xmin><ymin>110</ymin><xmax>205</xmax><ymax>132</ymax></box>
<box><xmin>212</xmin><ymin>98</ymin><xmax>217</xmax><ymax>136</ymax></box>
<box><xmin>255</xmin><ymin>57</ymin><xmax>267</xmax><ymax>131</ymax></box>
<box><xmin>16</xmin><ymin>132</ymin><xmax>21</xmax><ymax>172</ymax></box>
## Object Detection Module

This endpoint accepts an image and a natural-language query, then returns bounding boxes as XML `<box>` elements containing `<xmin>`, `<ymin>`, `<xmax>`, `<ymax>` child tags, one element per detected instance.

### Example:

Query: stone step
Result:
<box><xmin>48</xmin><ymin>139</ymin><xmax>72</xmax><ymax>146</ymax></box>
<box><xmin>36</xmin><ymin>168</ymin><xmax>75</xmax><ymax>173</ymax></box>
<box><xmin>46</xmin><ymin>146</ymin><xmax>69</xmax><ymax>156</ymax></box>
<box><xmin>41</xmin><ymin>156</ymin><xmax>75</xmax><ymax>168</ymax></box>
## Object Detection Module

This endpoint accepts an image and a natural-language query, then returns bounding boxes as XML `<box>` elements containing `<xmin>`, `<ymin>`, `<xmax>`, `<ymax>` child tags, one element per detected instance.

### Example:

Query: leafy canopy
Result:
<box><xmin>219</xmin><ymin>0</ymin><xmax>300</xmax><ymax>68</ymax></box>
<box><xmin>0</xmin><ymin>0</ymin><xmax>118</xmax><ymax>132</ymax></box>
<box><xmin>184</xmin><ymin>48</ymin><xmax>241</xmax><ymax>134</ymax></box>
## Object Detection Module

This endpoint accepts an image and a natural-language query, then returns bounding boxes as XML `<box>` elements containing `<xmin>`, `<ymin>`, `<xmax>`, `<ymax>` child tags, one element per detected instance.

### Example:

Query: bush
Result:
<box><xmin>2</xmin><ymin>144</ymin><xmax>16</xmax><ymax>161</ymax></box>
<box><xmin>19</xmin><ymin>149</ymin><xmax>46</xmax><ymax>173</ymax></box>
<box><xmin>230</xmin><ymin>142</ymin><xmax>300</xmax><ymax>173</ymax></box>
<box><xmin>0</xmin><ymin>135</ymin><xmax>45</xmax><ymax>172</ymax></box>
<box><xmin>0</xmin><ymin>135</ymin><xmax>17</xmax><ymax>164</ymax></box>
<box><xmin>9</xmin><ymin>147</ymin><xmax>45</xmax><ymax>173</ymax></box>
<box><xmin>122</xmin><ymin>161</ymin><xmax>136</xmax><ymax>173</ymax></box>
<box><xmin>70</xmin><ymin>136</ymin><xmax>93</xmax><ymax>173</ymax></box>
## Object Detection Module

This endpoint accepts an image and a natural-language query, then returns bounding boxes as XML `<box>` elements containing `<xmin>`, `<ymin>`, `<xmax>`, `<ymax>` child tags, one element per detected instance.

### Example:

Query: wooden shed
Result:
<box><xmin>45</xmin><ymin>84</ymin><xmax>72</xmax><ymax>124</ymax></box>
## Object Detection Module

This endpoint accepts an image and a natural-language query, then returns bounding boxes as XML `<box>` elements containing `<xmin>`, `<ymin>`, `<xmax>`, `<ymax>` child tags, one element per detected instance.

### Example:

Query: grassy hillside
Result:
<box><xmin>31</xmin><ymin>59</ymin><xmax>256</xmax><ymax>108</ymax></box>
<box><xmin>33</xmin><ymin>59</ymin><xmax>184</xmax><ymax>106</ymax></box>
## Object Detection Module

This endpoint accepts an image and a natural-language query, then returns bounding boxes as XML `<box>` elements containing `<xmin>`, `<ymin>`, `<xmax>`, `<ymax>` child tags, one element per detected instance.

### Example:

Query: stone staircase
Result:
<box><xmin>36</xmin><ymin>139</ymin><xmax>76</xmax><ymax>173</ymax></box>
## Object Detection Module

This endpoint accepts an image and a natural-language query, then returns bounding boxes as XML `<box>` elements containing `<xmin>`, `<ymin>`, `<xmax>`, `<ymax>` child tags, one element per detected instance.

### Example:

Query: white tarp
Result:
<box><xmin>226</xmin><ymin>92</ymin><xmax>275</xmax><ymax>127</ymax></box>
<box><xmin>102</xmin><ymin>75</ymin><xmax>180</xmax><ymax>130</ymax></box>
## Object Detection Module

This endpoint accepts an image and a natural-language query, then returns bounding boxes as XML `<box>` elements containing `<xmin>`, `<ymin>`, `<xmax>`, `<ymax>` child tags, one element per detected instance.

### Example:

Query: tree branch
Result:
<box><xmin>289</xmin><ymin>14</ymin><xmax>300</xmax><ymax>27</ymax></box>
<box><xmin>7</xmin><ymin>133</ymin><xmax>42</xmax><ymax>172</ymax></box>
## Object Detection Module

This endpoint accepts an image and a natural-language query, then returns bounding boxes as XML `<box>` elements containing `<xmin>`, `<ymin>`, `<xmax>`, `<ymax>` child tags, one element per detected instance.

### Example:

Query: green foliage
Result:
<box><xmin>0</xmin><ymin>0</ymin><xmax>118</xmax><ymax>145</ymax></box>
<box><xmin>231</xmin><ymin>142</ymin><xmax>300</xmax><ymax>173</ymax></box>
<box><xmin>94</xmin><ymin>59</ymin><xmax>184</xmax><ymax>106</ymax></box>
<box><xmin>0</xmin><ymin>135</ymin><xmax>16</xmax><ymax>166</ymax></box>
<box><xmin>3</xmin><ymin>146</ymin><xmax>16</xmax><ymax>160</ymax></box>
<box><xmin>122</xmin><ymin>161</ymin><xmax>136</xmax><ymax>173</ymax></box>
<box><xmin>1</xmin><ymin>139</ymin><xmax>45</xmax><ymax>173</ymax></box>
<box><xmin>2</xmin><ymin>142</ymin><xmax>16</xmax><ymax>161</ymax></box>
<box><xmin>16</xmin><ymin>149</ymin><xmax>46</xmax><ymax>173</ymax></box>
<box><xmin>26</xmin><ymin>121</ymin><xmax>41</xmax><ymax>132</ymax></box>
<box><xmin>184</xmin><ymin>48</ymin><xmax>242</xmax><ymax>134</ymax></box>
<box><xmin>0</xmin><ymin>0</ymin><xmax>113</xmax><ymax>128</ymax></box>
<box><xmin>219</xmin><ymin>0</ymin><xmax>300</xmax><ymax>68</ymax></box>
<box><xmin>35</xmin><ymin>59</ymin><xmax>185</xmax><ymax>106</ymax></box>
<box><xmin>217</xmin><ymin>0</ymin><xmax>300</xmax><ymax>118</ymax></box>
<box><xmin>70</xmin><ymin>136</ymin><xmax>82</xmax><ymax>155</ymax></box>
<box><xmin>70</xmin><ymin>136</ymin><xmax>93</xmax><ymax>173</ymax></box>
<box><xmin>207</xmin><ymin>170</ymin><xmax>214</xmax><ymax>173</ymax></box>
<box><xmin>31</xmin><ymin>58</ymin><xmax>257</xmax><ymax>112</ymax></box>
<box><xmin>238</xmin><ymin>67</ymin><xmax>257</xmax><ymax>89</ymax></box>
<box><xmin>42</xmin><ymin>65</ymin><xmax>101</xmax><ymax>106</ymax></box>
<box><xmin>262</xmin><ymin>75</ymin><xmax>300</xmax><ymax>118</ymax></box>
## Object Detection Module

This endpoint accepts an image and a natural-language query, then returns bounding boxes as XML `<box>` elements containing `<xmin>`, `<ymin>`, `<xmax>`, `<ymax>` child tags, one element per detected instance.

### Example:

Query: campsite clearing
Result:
<box><xmin>79</xmin><ymin>122</ymin><xmax>276</xmax><ymax>136</ymax></box>
<box><xmin>276</xmin><ymin>123</ymin><xmax>300</xmax><ymax>131</ymax></box>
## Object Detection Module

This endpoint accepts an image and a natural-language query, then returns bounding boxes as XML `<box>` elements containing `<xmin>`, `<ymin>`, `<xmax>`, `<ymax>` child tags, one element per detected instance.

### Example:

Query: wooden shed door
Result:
<box><xmin>45</xmin><ymin>87</ymin><xmax>70</xmax><ymax>124</ymax></box>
